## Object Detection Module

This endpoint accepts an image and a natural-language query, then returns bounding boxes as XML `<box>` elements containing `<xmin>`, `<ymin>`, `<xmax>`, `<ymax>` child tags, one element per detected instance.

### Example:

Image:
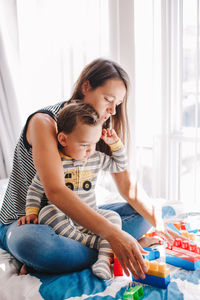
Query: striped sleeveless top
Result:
<box><xmin>0</xmin><ymin>101</ymin><xmax>65</xmax><ymax>225</ymax></box>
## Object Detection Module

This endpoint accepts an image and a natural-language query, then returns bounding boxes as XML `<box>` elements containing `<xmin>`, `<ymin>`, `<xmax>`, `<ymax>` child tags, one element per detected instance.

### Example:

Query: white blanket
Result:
<box><xmin>1</xmin><ymin>246</ymin><xmax>200</xmax><ymax>300</ymax></box>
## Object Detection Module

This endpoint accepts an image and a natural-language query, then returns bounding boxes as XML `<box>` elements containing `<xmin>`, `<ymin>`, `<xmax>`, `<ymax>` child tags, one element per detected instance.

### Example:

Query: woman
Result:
<box><xmin>0</xmin><ymin>58</ymin><xmax>180</xmax><ymax>279</ymax></box>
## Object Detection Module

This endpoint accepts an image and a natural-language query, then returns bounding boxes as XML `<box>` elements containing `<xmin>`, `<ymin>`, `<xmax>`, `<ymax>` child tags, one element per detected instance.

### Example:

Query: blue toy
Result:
<box><xmin>143</xmin><ymin>247</ymin><xmax>160</xmax><ymax>260</ymax></box>
<box><xmin>133</xmin><ymin>260</ymin><xmax>170</xmax><ymax>289</ymax></box>
<box><xmin>166</xmin><ymin>252</ymin><xmax>200</xmax><ymax>270</ymax></box>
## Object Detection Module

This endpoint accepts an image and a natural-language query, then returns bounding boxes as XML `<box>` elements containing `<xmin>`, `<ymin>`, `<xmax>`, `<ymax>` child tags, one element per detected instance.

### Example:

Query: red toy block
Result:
<box><xmin>166</xmin><ymin>248</ymin><xmax>199</xmax><ymax>263</ymax></box>
<box><xmin>166</xmin><ymin>238</ymin><xmax>200</xmax><ymax>263</ymax></box>
<box><xmin>167</xmin><ymin>238</ymin><xmax>200</xmax><ymax>256</ymax></box>
<box><xmin>113</xmin><ymin>257</ymin><xmax>123</xmax><ymax>276</ymax></box>
<box><xmin>180</xmin><ymin>222</ymin><xmax>186</xmax><ymax>230</ymax></box>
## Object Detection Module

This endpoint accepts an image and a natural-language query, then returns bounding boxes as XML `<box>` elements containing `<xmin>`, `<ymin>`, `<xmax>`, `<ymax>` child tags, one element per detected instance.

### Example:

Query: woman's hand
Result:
<box><xmin>153</xmin><ymin>206</ymin><xmax>189</xmax><ymax>245</ymax></box>
<box><xmin>155</xmin><ymin>222</ymin><xmax>188</xmax><ymax>245</ymax></box>
<box><xmin>17</xmin><ymin>214</ymin><xmax>38</xmax><ymax>226</ymax></box>
<box><xmin>106</xmin><ymin>227</ymin><xmax>149</xmax><ymax>279</ymax></box>
<box><xmin>101</xmin><ymin>128</ymin><xmax>119</xmax><ymax>145</ymax></box>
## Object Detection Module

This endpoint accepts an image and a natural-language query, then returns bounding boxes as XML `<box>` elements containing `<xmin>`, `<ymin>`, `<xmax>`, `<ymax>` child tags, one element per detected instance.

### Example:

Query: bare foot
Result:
<box><xmin>138</xmin><ymin>236</ymin><xmax>163</xmax><ymax>248</ymax></box>
<box><xmin>19</xmin><ymin>264</ymin><xmax>35</xmax><ymax>275</ymax></box>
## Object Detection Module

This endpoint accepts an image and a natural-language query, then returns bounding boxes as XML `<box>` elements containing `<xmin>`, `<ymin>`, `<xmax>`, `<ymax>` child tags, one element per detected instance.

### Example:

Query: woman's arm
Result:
<box><xmin>112</xmin><ymin>170</ymin><xmax>185</xmax><ymax>243</ymax></box>
<box><xmin>26</xmin><ymin>113</ymin><xmax>148</xmax><ymax>278</ymax></box>
<box><xmin>112</xmin><ymin>170</ymin><xmax>157</xmax><ymax>226</ymax></box>
<box><xmin>27</xmin><ymin>113</ymin><xmax>114</xmax><ymax>235</ymax></box>
<box><xmin>112</xmin><ymin>170</ymin><xmax>188</xmax><ymax>243</ymax></box>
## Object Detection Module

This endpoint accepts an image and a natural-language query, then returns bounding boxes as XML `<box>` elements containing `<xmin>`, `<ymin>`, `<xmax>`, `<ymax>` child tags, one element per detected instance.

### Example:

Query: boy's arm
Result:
<box><xmin>99</xmin><ymin>129</ymin><xmax>128</xmax><ymax>173</ymax></box>
<box><xmin>25</xmin><ymin>173</ymin><xmax>45</xmax><ymax>216</ymax></box>
<box><xmin>17</xmin><ymin>173</ymin><xmax>45</xmax><ymax>226</ymax></box>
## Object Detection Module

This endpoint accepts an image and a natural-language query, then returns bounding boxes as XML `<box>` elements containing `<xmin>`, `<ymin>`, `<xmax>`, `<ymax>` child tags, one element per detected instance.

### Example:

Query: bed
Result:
<box><xmin>0</xmin><ymin>179</ymin><xmax>200</xmax><ymax>300</ymax></box>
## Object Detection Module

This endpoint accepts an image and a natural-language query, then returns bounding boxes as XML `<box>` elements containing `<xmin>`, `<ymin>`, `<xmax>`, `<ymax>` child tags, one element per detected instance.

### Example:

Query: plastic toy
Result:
<box><xmin>143</xmin><ymin>247</ymin><xmax>160</xmax><ymax>260</ymax></box>
<box><xmin>181</xmin><ymin>230</ymin><xmax>190</xmax><ymax>239</ymax></box>
<box><xmin>123</xmin><ymin>285</ymin><xmax>144</xmax><ymax>300</ymax></box>
<box><xmin>188</xmin><ymin>229</ymin><xmax>200</xmax><ymax>234</ymax></box>
<box><xmin>145</xmin><ymin>231</ymin><xmax>157</xmax><ymax>237</ymax></box>
<box><xmin>166</xmin><ymin>238</ymin><xmax>200</xmax><ymax>270</ymax></box>
<box><xmin>133</xmin><ymin>260</ymin><xmax>170</xmax><ymax>289</ymax></box>
<box><xmin>165</xmin><ymin>221</ymin><xmax>191</xmax><ymax>231</ymax></box>
<box><xmin>144</xmin><ymin>231</ymin><xmax>164</xmax><ymax>245</ymax></box>
<box><xmin>180</xmin><ymin>221</ymin><xmax>190</xmax><ymax>231</ymax></box>
<box><xmin>166</xmin><ymin>222</ymin><xmax>181</xmax><ymax>234</ymax></box>
<box><xmin>113</xmin><ymin>256</ymin><xmax>123</xmax><ymax>276</ymax></box>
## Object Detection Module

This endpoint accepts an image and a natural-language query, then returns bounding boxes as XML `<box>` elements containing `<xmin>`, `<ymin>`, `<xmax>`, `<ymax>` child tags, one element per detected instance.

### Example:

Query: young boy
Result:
<box><xmin>18</xmin><ymin>102</ymin><xmax>128</xmax><ymax>279</ymax></box>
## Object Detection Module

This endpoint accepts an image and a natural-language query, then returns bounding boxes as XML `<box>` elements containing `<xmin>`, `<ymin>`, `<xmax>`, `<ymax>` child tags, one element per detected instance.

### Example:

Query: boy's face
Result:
<box><xmin>59</xmin><ymin>122</ymin><xmax>102</xmax><ymax>161</ymax></box>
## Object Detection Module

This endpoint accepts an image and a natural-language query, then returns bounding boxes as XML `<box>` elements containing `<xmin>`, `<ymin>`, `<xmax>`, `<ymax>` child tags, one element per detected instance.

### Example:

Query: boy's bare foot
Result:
<box><xmin>19</xmin><ymin>264</ymin><xmax>35</xmax><ymax>275</ymax></box>
<box><xmin>138</xmin><ymin>236</ymin><xmax>163</xmax><ymax>248</ymax></box>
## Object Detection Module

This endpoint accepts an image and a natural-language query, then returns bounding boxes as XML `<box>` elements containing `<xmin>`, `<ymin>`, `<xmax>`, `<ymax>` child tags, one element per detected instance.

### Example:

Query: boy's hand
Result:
<box><xmin>101</xmin><ymin>128</ymin><xmax>119</xmax><ymax>145</ymax></box>
<box><xmin>17</xmin><ymin>214</ymin><xmax>38</xmax><ymax>226</ymax></box>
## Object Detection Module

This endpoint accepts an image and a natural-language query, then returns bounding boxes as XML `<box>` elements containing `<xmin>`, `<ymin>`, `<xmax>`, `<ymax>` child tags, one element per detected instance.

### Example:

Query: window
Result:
<box><xmin>181</xmin><ymin>0</ymin><xmax>200</xmax><ymax>205</ymax></box>
<box><xmin>134</xmin><ymin>0</ymin><xmax>200</xmax><ymax>206</ymax></box>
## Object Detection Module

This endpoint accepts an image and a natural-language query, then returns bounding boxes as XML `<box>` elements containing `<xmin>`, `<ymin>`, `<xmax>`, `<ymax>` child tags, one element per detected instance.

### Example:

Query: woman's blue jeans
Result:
<box><xmin>0</xmin><ymin>202</ymin><xmax>152</xmax><ymax>273</ymax></box>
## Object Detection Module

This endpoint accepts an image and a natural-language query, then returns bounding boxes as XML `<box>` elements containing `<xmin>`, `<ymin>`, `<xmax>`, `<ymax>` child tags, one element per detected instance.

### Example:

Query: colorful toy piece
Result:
<box><xmin>166</xmin><ymin>222</ymin><xmax>181</xmax><ymax>234</ymax></box>
<box><xmin>144</xmin><ymin>231</ymin><xmax>164</xmax><ymax>245</ymax></box>
<box><xmin>165</xmin><ymin>221</ymin><xmax>191</xmax><ymax>231</ymax></box>
<box><xmin>180</xmin><ymin>230</ymin><xmax>199</xmax><ymax>242</ymax></box>
<box><xmin>180</xmin><ymin>221</ymin><xmax>190</xmax><ymax>231</ymax></box>
<box><xmin>166</xmin><ymin>238</ymin><xmax>200</xmax><ymax>270</ymax></box>
<box><xmin>145</xmin><ymin>231</ymin><xmax>157</xmax><ymax>237</ymax></box>
<box><xmin>181</xmin><ymin>230</ymin><xmax>190</xmax><ymax>239</ymax></box>
<box><xmin>123</xmin><ymin>285</ymin><xmax>144</xmax><ymax>300</ymax></box>
<box><xmin>143</xmin><ymin>247</ymin><xmax>160</xmax><ymax>260</ymax></box>
<box><xmin>133</xmin><ymin>260</ymin><xmax>170</xmax><ymax>289</ymax></box>
<box><xmin>188</xmin><ymin>229</ymin><xmax>200</xmax><ymax>234</ymax></box>
<box><xmin>113</xmin><ymin>256</ymin><xmax>123</xmax><ymax>276</ymax></box>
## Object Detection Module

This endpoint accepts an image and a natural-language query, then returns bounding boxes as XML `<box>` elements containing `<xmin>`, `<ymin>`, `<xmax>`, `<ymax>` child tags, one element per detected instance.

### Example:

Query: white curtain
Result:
<box><xmin>0</xmin><ymin>0</ymin><xmax>136</xmax><ymax>183</ymax></box>
<box><xmin>17</xmin><ymin>0</ymin><xmax>110</xmax><ymax>123</ymax></box>
<box><xmin>108</xmin><ymin>0</ymin><xmax>136</xmax><ymax>178</ymax></box>
<box><xmin>0</xmin><ymin>0</ymin><xmax>21</xmax><ymax>179</ymax></box>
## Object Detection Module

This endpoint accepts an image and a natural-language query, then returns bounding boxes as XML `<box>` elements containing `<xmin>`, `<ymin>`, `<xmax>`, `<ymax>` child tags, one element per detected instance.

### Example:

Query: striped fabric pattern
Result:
<box><xmin>26</xmin><ymin>142</ymin><xmax>128</xmax><ymax>215</ymax></box>
<box><xmin>0</xmin><ymin>101</ymin><xmax>65</xmax><ymax>225</ymax></box>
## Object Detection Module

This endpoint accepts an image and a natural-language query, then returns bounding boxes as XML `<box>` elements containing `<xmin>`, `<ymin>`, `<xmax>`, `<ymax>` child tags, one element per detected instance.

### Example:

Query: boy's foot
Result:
<box><xmin>138</xmin><ymin>236</ymin><xmax>163</xmax><ymax>248</ymax></box>
<box><xmin>92</xmin><ymin>259</ymin><xmax>112</xmax><ymax>280</ymax></box>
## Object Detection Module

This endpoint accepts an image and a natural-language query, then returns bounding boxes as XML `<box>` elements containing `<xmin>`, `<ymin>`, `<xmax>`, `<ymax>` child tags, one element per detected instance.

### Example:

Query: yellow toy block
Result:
<box><xmin>189</xmin><ymin>233</ymin><xmax>196</xmax><ymax>241</ymax></box>
<box><xmin>181</xmin><ymin>230</ymin><xmax>190</xmax><ymax>239</ymax></box>
<box><xmin>145</xmin><ymin>260</ymin><xmax>170</xmax><ymax>278</ymax></box>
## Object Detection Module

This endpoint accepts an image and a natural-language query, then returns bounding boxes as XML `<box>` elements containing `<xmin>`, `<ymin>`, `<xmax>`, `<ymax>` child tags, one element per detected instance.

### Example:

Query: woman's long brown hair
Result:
<box><xmin>70</xmin><ymin>58</ymin><xmax>130</xmax><ymax>156</ymax></box>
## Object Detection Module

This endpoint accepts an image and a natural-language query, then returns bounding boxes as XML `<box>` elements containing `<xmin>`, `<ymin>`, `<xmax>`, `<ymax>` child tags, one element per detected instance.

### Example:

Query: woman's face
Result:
<box><xmin>82</xmin><ymin>79</ymin><xmax>126</xmax><ymax>123</ymax></box>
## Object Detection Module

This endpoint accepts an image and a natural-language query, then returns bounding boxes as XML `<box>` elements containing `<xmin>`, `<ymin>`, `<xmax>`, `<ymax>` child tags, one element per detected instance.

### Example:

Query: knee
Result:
<box><xmin>38</xmin><ymin>204</ymin><xmax>57</xmax><ymax>224</ymax></box>
<box><xmin>6</xmin><ymin>223</ymin><xmax>40</xmax><ymax>262</ymax></box>
<box><xmin>6</xmin><ymin>222</ymin><xmax>58</xmax><ymax>264</ymax></box>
